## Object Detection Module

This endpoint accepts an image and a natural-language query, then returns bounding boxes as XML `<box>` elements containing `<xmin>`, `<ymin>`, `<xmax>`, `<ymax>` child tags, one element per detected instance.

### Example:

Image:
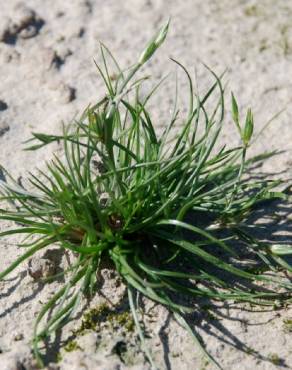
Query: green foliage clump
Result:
<box><xmin>108</xmin><ymin>311</ymin><xmax>135</xmax><ymax>332</ymax></box>
<box><xmin>0</xmin><ymin>22</ymin><xmax>291</xmax><ymax>369</ymax></box>
<box><xmin>77</xmin><ymin>303</ymin><xmax>111</xmax><ymax>333</ymax></box>
<box><xmin>64</xmin><ymin>340</ymin><xmax>81</xmax><ymax>353</ymax></box>
<box><xmin>75</xmin><ymin>303</ymin><xmax>134</xmax><ymax>335</ymax></box>
<box><xmin>283</xmin><ymin>318</ymin><xmax>292</xmax><ymax>333</ymax></box>
<box><xmin>268</xmin><ymin>353</ymin><xmax>281</xmax><ymax>366</ymax></box>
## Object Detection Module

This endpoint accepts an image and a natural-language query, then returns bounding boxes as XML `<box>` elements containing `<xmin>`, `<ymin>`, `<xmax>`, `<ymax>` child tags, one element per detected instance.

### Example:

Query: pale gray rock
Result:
<box><xmin>28</xmin><ymin>254</ymin><xmax>56</xmax><ymax>280</ymax></box>
<box><xmin>0</xmin><ymin>122</ymin><xmax>9</xmax><ymax>136</ymax></box>
<box><xmin>0</xmin><ymin>3</ymin><xmax>44</xmax><ymax>44</ymax></box>
<box><xmin>0</xmin><ymin>100</ymin><xmax>8</xmax><ymax>111</ymax></box>
<box><xmin>0</xmin><ymin>343</ymin><xmax>34</xmax><ymax>370</ymax></box>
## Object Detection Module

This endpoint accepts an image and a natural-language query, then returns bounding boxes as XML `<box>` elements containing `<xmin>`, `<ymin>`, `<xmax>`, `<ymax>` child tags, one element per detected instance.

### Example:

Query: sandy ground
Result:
<box><xmin>0</xmin><ymin>0</ymin><xmax>292</xmax><ymax>369</ymax></box>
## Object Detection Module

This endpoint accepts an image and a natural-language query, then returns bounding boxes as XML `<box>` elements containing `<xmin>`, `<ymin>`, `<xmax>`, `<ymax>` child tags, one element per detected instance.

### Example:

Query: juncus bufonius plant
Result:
<box><xmin>0</xmin><ymin>21</ymin><xmax>291</xmax><ymax>369</ymax></box>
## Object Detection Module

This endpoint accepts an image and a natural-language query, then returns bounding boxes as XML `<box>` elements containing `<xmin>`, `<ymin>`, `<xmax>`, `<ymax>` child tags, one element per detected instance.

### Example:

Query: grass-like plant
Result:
<box><xmin>0</xmin><ymin>22</ymin><xmax>291</xmax><ymax>369</ymax></box>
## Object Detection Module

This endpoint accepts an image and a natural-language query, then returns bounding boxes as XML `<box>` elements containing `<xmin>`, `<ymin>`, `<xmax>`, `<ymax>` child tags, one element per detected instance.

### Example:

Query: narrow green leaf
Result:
<box><xmin>231</xmin><ymin>92</ymin><xmax>241</xmax><ymax>134</ymax></box>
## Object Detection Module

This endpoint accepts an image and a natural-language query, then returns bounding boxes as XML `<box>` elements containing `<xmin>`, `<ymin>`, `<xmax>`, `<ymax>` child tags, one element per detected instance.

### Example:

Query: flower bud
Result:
<box><xmin>138</xmin><ymin>20</ymin><xmax>169</xmax><ymax>65</ymax></box>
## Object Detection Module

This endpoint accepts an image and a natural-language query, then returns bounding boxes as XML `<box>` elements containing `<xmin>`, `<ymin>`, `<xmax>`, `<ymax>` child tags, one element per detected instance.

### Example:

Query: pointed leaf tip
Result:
<box><xmin>231</xmin><ymin>92</ymin><xmax>241</xmax><ymax>134</ymax></box>
<box><xmin>138</xmin><ymin>20</ymin><xmax>170</xmax><ymax>65</ymax></box>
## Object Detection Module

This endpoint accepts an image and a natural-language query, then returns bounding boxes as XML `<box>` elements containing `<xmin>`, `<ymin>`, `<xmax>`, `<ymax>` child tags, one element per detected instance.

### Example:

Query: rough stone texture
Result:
<box><xmin>0</xmin><ymin>100</ymin><xmax>8</xmax><ymax>111</ymax></box>
<box><xmin>0</xmin><ymin>3</ymin><xmax>44</xmax><ymax>44</ymax></box>
<box><xmin>27</xmin><ymin>254</ymin><xmax>56</xmax><ymax>280</ymax></box>
<box><xmin>0</xmin><ymin>343</ymin><xmax>35</xmax><ymax>370</ymax></box>
<box><xmin>0</xmin><ymin>1</ymin><xmax>291</xmax><ymax>369</ymax></box>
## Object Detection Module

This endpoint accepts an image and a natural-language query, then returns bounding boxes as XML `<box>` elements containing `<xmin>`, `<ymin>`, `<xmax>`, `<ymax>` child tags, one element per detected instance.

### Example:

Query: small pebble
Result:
<box><xmin>28</xmin><ymin>256</ymin><xmax>56</xmax><ymax>280</ymax></box>
<box><xmin>13</xmin><ymin>333</ymin><xmax>24</xmax><ymax>341</ymax></box>
<box><xmin>0</xmin><ymin>122</ymin><xmax>9</xmax><ymax>136</ymax></box>
<box><xmin>57</xmin><ymin>83</ymin><xmax>76</xmax><ymax>104</ymax></box>
<box><xmin>0</xmin><ymin>100</ymin><xmax>8</xmax><ymax>111</ymax></box>
<box><xmin>0</xmin><ymin>3</ymin><xmax>44</xmax><ymax>44</ymax></box>
<box><xmin>18</xmin><ymin>24</ymin><xmax>38</xmax><ymax>39</ymax></box>
<box><xmin>40</xmin><ymin>48</ymin><xmax>63</xmax><ymax>70</ymax></box>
